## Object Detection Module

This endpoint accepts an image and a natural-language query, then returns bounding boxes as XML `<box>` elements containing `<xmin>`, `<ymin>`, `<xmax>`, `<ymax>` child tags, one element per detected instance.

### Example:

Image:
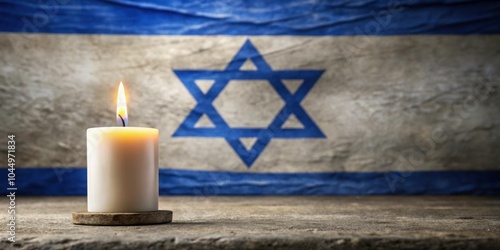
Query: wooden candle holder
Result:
<box><xmin>72</xmin><ymin>210</ymin><xmax>172</xmax><ymax>226</ymax></box>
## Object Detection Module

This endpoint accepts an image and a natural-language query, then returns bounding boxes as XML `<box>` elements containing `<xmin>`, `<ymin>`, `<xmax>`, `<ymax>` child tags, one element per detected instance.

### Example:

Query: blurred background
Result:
<box><xmin>0</xmin><ymin>0</ymin><xmax>499</xmax><ymax>195</ymax></box>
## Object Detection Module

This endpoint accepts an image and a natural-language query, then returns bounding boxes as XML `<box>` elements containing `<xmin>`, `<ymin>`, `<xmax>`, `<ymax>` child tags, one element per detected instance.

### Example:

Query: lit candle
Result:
<box><xmin>87</xmin><ymin>82</ymin><xmax>159</xmax><ymax>212</ymax></box>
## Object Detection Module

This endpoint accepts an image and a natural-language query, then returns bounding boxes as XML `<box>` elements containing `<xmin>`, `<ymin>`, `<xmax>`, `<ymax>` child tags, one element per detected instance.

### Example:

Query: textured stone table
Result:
<box><xmin>1</xmin><ymin>196</ymin><xmax>499</xmax><ymax>249</ymax></box>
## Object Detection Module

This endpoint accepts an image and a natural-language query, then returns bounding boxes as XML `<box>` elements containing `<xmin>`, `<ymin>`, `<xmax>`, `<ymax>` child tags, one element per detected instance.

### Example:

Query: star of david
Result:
<box><xmin>173</xmin><ymin>40</ymin><xmax>325</xmax><ymax>167</ymax></box>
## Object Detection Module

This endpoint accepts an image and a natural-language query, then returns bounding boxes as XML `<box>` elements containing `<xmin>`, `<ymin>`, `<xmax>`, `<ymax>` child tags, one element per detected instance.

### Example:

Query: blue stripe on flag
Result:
<box><xmin>0</xmin><ymin>0</ymin><xmax>499</xmax><ymax>35</ymax></box>
<box><xmin>1</xmin><ymin>168</ymin><xmax>499</xmax><ymax>195</ymax></box>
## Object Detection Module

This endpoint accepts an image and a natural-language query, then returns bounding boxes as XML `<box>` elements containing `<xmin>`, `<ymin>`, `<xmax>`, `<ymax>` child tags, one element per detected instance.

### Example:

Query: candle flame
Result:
<box><xmin>116</xmin><ymin>81</ymin><xmax>128</xmax><ymax>126</ymax></box>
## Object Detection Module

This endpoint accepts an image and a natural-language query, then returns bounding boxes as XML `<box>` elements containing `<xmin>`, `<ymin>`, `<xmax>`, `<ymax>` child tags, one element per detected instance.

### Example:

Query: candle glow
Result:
<box><xmin>116</xmin><ymin>82</ymin><xmax>128</xmax><ymax>126</ymax></box>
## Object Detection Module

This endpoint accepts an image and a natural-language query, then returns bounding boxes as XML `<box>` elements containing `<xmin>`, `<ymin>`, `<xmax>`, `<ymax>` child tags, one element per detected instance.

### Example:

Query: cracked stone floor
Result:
<box><xmin>1</xmin><ymin>196</ymin><xmax>499</xmax><ymax>249</ymax></box>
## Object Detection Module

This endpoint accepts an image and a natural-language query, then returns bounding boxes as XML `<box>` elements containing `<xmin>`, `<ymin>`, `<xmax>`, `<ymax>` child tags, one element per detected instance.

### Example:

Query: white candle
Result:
<box><xmin>86</xmin><ymin>82</ymin><xmax>159</xmax><ymax>212</ymax></box>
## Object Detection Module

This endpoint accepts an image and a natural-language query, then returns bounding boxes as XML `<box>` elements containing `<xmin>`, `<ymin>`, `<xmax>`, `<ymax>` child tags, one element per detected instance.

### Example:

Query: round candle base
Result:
<box><xmin>72</xmin><ymin>210</ymin><xmax>172</xmax><ymax>226</ymax></box>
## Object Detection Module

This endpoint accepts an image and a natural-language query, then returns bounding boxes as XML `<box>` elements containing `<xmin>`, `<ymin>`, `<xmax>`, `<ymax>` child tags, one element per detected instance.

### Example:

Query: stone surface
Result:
<box><xmin>72</xmin><ymin>210</ymin><xmax>172</xmax><ymax>226</ymax></box>
<box><xmin>1</xmin><ymin>196</ymin><xmax>499</xmax><ymax>249</ymax></box>
<box><xmin>0</xmin><ymin>34</ymin><xmax>499</xmax><ymax>172</ymax></box>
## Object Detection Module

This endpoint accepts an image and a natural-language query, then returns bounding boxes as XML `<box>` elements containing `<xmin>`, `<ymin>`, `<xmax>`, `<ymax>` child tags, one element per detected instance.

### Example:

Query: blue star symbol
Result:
<box><xmin>173</xmin><ymin>40</ymin><xmax>326</xmax><ymax>167</ymax></box>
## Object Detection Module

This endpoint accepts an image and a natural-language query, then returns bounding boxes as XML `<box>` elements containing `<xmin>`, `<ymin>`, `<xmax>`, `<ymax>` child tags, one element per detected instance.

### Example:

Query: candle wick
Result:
<box><xmin>118</xmin><ymin>114</ymin><xmax>126</xmax><ymax>127</ymax></box>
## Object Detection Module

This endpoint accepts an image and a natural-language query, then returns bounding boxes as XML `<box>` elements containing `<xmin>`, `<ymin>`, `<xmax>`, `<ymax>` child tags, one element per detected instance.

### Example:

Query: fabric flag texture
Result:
<box><xmin>0</xmin><ymin>0</ymin><xmax>499</xmax><ymax>195</ymax></box>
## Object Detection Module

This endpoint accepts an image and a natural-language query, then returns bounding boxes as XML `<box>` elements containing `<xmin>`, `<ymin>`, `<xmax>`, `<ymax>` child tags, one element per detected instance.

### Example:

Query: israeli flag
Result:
<box><xmin>1</xmin><ymin>0</ymin><xmax>499</xmax><ymax>195</ymax></box>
